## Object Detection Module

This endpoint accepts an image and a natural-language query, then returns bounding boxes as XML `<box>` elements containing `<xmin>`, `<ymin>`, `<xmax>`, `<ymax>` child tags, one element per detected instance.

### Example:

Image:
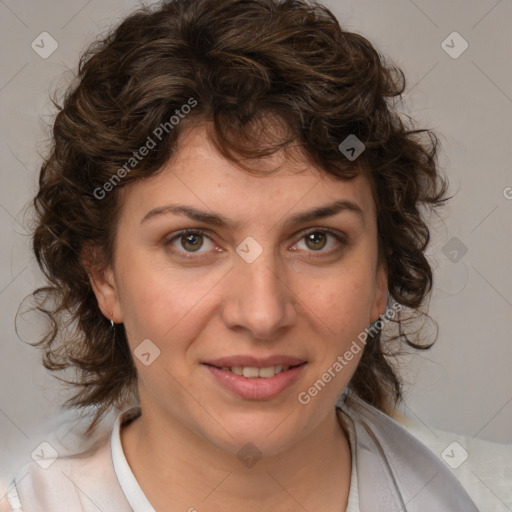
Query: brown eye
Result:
<box><xmin>293</xmin><ymin>228</ymin><xmax>347</xmax><ymax>255</ymax></box>
<box><xmin>180</xmin><ymin>232</ymin><xmax>204</xmax><ymax>252</ymax></box>
<box><xmin>305</xmin><ymin>231</ymin><xmax>328</xmax><ymax>251</ymax></box>
<box><xmin>166</xmin><ymin>229</ymin><xmax>216</xmax><ymax>257</ymax></box>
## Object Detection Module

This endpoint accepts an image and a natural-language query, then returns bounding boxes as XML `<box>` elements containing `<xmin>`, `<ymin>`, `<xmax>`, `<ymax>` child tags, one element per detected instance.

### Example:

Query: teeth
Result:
<box><xmin>242</xmin><ymin>367</ymin><xmax>260</xmax><ymax>378</ymax></box>
<box><xmin>258</xmin><ymin>366</ymin><xmax>275</xmax><ymax>378</ymax></box>
<box><xmin>220</xmin><ymin>365</ymin><xmax>291</xmax><ymax>378</ymax></box>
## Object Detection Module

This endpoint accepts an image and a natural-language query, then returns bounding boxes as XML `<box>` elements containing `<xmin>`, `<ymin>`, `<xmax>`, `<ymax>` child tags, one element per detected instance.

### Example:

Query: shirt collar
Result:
<box><xmin>110</xmin><ymin>404</ymin><xmax>359</xmax><ymax>512</ymax></box>
<box><xmin>110</xmin><ymin>406</ymin><xmax>156</xmax><ymax>512</ymax></box>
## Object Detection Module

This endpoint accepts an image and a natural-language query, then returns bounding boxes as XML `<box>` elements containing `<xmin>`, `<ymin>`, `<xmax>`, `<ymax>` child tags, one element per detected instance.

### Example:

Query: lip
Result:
<box><xmin>203</xmin><ymin>362</ymin><xmax>307</xmax><ymax>400</ymax></box>
<box><xmin>203</xmin><ymin>355</ymin><xmax>307</xmax><ymax>368</ymax></box>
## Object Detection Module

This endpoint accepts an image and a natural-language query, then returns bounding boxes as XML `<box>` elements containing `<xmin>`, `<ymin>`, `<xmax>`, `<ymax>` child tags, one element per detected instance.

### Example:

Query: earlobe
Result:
<box><xmin>370</xmin><ymin>263</ymin><xmax>388</xmax><ymax>323</ymax></box>
<box><xmin>89</xmin><ymin>267</ymin><xmax>122</xmax><ymax>322</ymax></box>
<box><xmin>82</xmin><ymin>247</ymin><xmax>122</xmax><ymax>323</ymax></box>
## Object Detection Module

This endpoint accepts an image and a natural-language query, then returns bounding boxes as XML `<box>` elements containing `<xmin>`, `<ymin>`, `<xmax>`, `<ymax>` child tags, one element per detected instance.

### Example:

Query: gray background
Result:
<box><xmin>1</xmin><ymin>0</ymin><xmax>511</xmax><ymax>491</ymax></box>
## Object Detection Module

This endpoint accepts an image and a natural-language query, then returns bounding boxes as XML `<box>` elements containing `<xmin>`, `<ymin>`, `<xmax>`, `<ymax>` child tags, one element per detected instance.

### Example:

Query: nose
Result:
<box><xmin>220</xmin><ymin>249</ymin><xmax>298</xmax><ymax>340</ymax></box>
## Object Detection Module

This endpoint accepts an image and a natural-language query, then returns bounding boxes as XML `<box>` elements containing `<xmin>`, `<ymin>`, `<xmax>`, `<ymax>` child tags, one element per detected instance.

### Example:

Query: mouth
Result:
<box><xmin>203</xmin><ymin>362</ymin><xmax>306</xmax><ymax>378</ymax></box>
<box><xmin>201</xmin><ymin>357</ymin><xmax>308</xmax><ymax>400</ymax></box>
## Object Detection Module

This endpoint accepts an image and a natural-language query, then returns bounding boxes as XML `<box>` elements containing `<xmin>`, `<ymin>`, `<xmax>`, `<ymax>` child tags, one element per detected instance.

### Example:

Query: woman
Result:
<box><xmin>4</xmin><ymin>0</ymin><xmax>479</xmax><ymax>510</ymax></box>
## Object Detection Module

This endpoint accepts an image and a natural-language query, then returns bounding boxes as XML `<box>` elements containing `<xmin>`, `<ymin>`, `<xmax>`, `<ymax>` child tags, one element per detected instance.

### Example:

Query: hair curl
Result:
<box><xmin>27</xmin><ymin>0</ymin><xmax>448</xmax><ymax>431</ymax></box>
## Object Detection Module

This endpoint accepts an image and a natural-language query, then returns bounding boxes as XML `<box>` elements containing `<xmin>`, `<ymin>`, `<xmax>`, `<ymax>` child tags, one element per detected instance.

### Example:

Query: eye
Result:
<box><xmin>165</xmin><ymin>227</ymin><xmax>347</xmax><ymax>260</ymax></box>
<box><xmin>293</xmin><ymin>228</ymin><xmax>347</xmax><ymax>254</ymax></box>
<box><xmin>165</xmin><ymin>229</ymin><xmax>217</xmax><ymax>257</ymax></box>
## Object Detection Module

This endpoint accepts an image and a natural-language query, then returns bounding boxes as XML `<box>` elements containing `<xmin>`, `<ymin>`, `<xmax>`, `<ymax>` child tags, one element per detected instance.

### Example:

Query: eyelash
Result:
<box><xmin>164</xmin><ymin>228</ymin><xmax>348</xmax><ymax>260</ymax></box>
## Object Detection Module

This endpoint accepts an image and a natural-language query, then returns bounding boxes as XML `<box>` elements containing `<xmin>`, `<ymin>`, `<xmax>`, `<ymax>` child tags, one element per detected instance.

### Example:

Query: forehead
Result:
<box><xmin>119</xmin><ymin>122</ymin><xmax>377</xmax><ymax>226</ymax></box>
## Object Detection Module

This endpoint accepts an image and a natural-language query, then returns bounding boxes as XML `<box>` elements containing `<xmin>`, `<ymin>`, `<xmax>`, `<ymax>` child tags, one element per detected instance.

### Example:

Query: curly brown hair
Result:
<box><xmin>27</xmin><ymin>0</ymin><xmax>448</xmax><ymax>431</ymax></box>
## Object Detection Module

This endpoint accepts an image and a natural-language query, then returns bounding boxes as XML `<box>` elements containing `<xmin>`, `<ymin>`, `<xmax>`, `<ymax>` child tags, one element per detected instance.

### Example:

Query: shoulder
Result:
<box><xmin>5</xmin><ymin>422</ymin><xmax>131</xmax><ymax>512</ymax></box>
<box><xmin>402</xmin><ymin>417</ymin><xmax>512</xmax><ymax>511</ymax></box>
<box><xmin>337</xmin><ymin>394</ymin><xmax>480</xmax><ymax>511</ymax></box>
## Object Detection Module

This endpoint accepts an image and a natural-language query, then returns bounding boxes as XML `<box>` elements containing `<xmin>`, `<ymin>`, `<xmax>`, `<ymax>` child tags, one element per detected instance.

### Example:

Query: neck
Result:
<box><xmin>121</xmin><ymin>406</ymin><xmax>352</xmax><ymax>511</ymax></box>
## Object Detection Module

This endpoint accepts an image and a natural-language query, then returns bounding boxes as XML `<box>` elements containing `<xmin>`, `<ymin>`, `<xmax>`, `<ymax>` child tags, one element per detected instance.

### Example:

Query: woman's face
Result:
<box><xmin>92</xmin><ymin>122</ymin><xmax>387</xmax><ymax>456</ymax></box>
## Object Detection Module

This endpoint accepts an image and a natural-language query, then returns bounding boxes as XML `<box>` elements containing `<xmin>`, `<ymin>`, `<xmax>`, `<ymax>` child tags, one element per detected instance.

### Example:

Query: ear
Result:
<box><xmin>81</xmin><ymin>247</ymin><xmax>123</xmax><ymax>324</ymax></box>
<box><xmin>370</xmin><ymin>260</ymin><xmax>388</xmax><ymax>323</ymax></box>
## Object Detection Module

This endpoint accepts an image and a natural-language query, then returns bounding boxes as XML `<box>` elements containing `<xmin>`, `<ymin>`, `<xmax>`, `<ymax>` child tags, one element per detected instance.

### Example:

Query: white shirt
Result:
<box><xmin>3</xmin><ymin>405</ymin><xmax>360</xmax><ymax>512</ymax></box>
<box><xmin>2</xmin><ymin>395</ymin><xmax>482</xmax><ymax>511</ymax></box>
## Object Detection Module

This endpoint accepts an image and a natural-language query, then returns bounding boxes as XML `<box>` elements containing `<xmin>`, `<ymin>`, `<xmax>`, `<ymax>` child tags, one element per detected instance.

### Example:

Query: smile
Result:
<box><xmin>207</xmin><ymin>364</ymin><xmax>294</xmax><ymax>378</ymax></box>
<box><xmin>202</xmin><ymin>362</ymin><xmax>307</xmax><ymax>400</ymax></box>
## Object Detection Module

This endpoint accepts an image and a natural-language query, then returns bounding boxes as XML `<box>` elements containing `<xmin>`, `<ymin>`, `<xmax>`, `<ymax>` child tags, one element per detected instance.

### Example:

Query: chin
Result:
<box><xmin>197</xmin><ymin>409</ymin><xmax>308</xmax><ymax>458</ymax></box>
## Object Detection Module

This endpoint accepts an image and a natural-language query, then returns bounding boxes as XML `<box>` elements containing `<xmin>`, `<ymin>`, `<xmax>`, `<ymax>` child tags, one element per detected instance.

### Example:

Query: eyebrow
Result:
<box><xmin>140</xmin><ymin>199</ymin><xmax>364</xmax><ymax>228</ymax></box>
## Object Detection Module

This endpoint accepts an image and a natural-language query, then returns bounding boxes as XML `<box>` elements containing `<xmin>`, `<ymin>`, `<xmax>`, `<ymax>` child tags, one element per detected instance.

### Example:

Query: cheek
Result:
<box><xmin>116</xmin><ymin>255</ymin><xmax>222</xmax><ymax>344</ymax></box>
<box><xmin>304</xmin><ymin>263</ymin><xmax>376</xmax><ymax>335</ymax></box>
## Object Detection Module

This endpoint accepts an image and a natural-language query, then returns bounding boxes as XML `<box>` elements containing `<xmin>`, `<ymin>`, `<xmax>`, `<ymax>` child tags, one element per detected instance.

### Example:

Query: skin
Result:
<box><xmin>90</xmin><ymin>122</ymin><xmax>388</xmax><ymax>511</ymax></box>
